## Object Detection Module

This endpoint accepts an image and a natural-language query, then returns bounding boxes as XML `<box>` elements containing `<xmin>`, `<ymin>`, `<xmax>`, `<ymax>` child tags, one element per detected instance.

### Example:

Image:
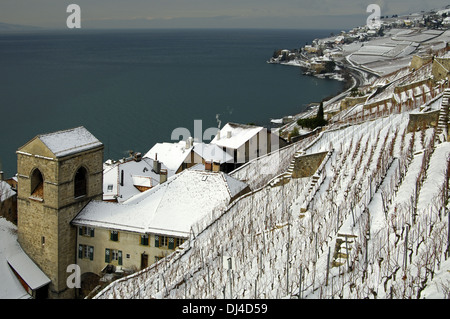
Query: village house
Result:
<box><xmin>0</xmin><ymin>217</ymin><xmax>51</xmax><ymax>299</ymax></box>
<box><xmin>210</xmin><ymin>123</ymin><xmax>288</xmax><ymax>171</ymax></box>
<box><xmin>103</xmin><ymin>153</ymin><xmax>176</xmax><ymax>203</ymax></box>
<box><xmin>72</xmin><ymin>169</ymin><xmax>250</xmax><ymax>280</ymax></box>
<box><xmin>144</xmin><ymin>138</ymin><xmax>233</xmax><ymax>173</ymax></box>
<box><xmin>1</xmin><ymin>125</ymin><xmax>251</xmax><ymax>298</ymax></box>
<box><xmin>0</xmin><ymin>173</ymin><xmax>17</xmax><ymax>224</ymax></box>
<box><xmin>304</xmin><ymin>45</ymin><xmax>319</xmax><ymax>54</ymax></box>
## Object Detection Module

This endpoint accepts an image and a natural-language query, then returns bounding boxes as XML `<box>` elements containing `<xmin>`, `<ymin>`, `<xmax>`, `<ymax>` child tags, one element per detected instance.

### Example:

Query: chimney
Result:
<box><xmin>153</xmin><ymin>161</ymin><xmax>161</xmax><ymax>174</ymax></box>
<box><xmin>153</xmin><ymin>154</ymin><xmax>161</xmax><ymax>174</ymax></box>
<box><xmin>227</xmin><ymin>131</ymin><xmax>232</xmax><ymax>139</ymax></box>
<box><xmin>160</xmin><ymin>169</ymin><xmax>168</xmax><ymax>184</ymax></box>
<box><xmin>217</xmin><ymin>130</ymin><xmax>221</xmax><ymax>140</ymax></box>
<box><xmin>134</xmin><ymin>152</ymin><xmax>142</xmax><ymax>162</ymax></box>
<box><xmin>186</xmin><ymin>137</ymin><xmax>193</xmax><ymax>149</ymax></box>
<box><xmin>205</xmin><ymin>161</ymin><xmax>213</xmax><ymax>171</ymax></box>
<box><xmin>0</xmin><ymin>171</ymin><xmax>3</xmax><ymax>181</ymax></box>
<box><xmin>213</xmin><ymin>161</ymin><xmax>220</xmax><ymax>172</ymax></box>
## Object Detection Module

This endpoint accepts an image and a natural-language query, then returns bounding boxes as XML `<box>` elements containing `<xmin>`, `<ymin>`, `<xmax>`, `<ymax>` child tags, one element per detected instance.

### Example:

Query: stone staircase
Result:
<box><xmin>270</xmin><ymin>149</ymin><xmax>333</xmax><ymax>222</ymax></box>
<box><xmin>436</xmin><ymin>89</ymin><xmax>450</xmax><ymax>142</ymax></box>
<box><xmin>269</xmin><ymin>150</ymin><xmax>305</xmax><ymax>187</ymax></box>
<box><xmin>308</xmin><ymin>174</ymin><xmax>321</xmax><ymax>193</ymax></box>
<box><xmin>331</xmin><ymin>233</ymin><xmax>357</xmax><ymax>269</ymax></box>
<box><xmin>299</xmin><ymin>173</ymin><xmax>324</xmax><ymax>215</ymax></box>
<box><xmin>268</xmin><ymin>172</ymin><xmax>291</xmax><ymax>187</ymax></box>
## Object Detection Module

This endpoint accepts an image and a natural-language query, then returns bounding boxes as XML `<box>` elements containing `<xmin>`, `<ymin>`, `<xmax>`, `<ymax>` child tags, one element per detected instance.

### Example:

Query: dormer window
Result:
<box><xmin>74</xmin><ymin>167</ymin><xmax>87</xmax><ymax>198</ymax></box>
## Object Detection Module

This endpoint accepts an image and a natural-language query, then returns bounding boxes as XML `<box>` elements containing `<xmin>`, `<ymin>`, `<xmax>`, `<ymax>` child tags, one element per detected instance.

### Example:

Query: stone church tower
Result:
<box><xmin>16</xmin><ymin>127</ymin><xmax>103</xmax><ymax>298</ymax></box>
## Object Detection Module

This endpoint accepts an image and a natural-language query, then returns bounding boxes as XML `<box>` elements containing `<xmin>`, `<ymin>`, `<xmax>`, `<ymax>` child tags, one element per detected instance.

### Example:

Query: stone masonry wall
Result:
<box><xmin>291</xmin><ymin>151</ymin><xmax>328</xmax><ymax>178</ymax></box>
<box><xmin>17</xmin><ymin>145</ymin><xmax>103</xmax><ymax>299</ymax></box>
<box><xmin>433</xmin><ymin>57</ymin><xmax>450</xmax><ymax>83</ymax></box>
<box><xmin>407</xmin><ymin>110</ymin><xmax>440</xmax><ymax>133</ymax></box>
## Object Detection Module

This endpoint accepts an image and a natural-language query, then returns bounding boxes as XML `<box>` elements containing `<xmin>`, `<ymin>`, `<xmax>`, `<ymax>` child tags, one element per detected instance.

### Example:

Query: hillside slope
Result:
<box><xmin>93</xmin><ymin>66</ymin><xmax>450</xmax><ymax>300</ymax></box>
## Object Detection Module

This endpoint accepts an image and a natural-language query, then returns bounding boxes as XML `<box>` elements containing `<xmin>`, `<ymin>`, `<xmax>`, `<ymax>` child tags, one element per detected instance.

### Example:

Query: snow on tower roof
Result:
<box><xmin>38</xmin><ymin>126</ymin><xmax>103</xmax><ymax>158</ymax></box>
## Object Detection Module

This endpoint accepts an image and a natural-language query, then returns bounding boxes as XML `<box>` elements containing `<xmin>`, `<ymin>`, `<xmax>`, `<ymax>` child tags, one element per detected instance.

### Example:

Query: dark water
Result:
<box><xmin>0</xmin><ymin>28</ymin><xmax>344</xmax><ymax>177</ymax></box>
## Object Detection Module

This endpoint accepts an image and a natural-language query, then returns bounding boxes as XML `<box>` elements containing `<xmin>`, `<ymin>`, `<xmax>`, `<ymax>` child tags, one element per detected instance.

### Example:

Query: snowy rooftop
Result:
<box><xmin>0</xmin><ymin>218</ymin><xmax>50</xmax><ymax>299</ymax></box>
<box><xmin>210</xmin><ymin>123</ymin><xmax>264</xmax><ymax>150</ymax></box>
<box><xmin>38</xmin><ymin>126</ymin><xmax>103</xmax><ymax>158</ymax></box>
<box><xmin>73</xmin><ymin>170</ymin><xmax>249</xmax><ymax>238</ymax></box>
<box><xmin>7</xmin><ymin>250</ymin><xmax>51</xmax><ymax>291</ymax></box>
<box><xmin>143</xmin><ymin>141</ymin><xmax>193</xmax><ymax>172</ymax></box>
<box><xmin>192</xmin><ymin>143</ymin><xmax>234</xmax><ymax>164</ymax></box>
<box><xmin>0</xmin><ymin>180</ymin><xmax>16</xmax><ymax>202</ymax></box>
<box><xmin>103</xmin><ymin>157</ymin><xmax>175</xmax><ymax>203</ymax></box>
<box><xmin>144</xmin><ymin>141</ymin><xmax>233</xmax><ymax>172</ymax></box>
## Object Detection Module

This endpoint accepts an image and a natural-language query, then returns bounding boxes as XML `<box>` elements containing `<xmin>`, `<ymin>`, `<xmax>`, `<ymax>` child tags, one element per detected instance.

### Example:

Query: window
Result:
<box><xmin>78</xmin><ymin>245</ymin><xmax>94</xmax><ymax>261</ymax></box>
<box><xmin>105</xmin><ymin>248</ymin><xmax>110</xmax><ymax>262</ymax></box>
<box><xmin>74</xmin><ymin>166</ymin><xmax>87</xmax><ymax>198</ymax></box>
<box><xmin>112</xmin><ymin>249</ymin><xmax>119</xmax><ymax>261</ymax></box>
<box><xmin>154</xmin><ymin>235</ymin><xmax>181</xmax><ymax>249</ymax></box>
<box><xmin>107</xmin><ymin>184</ymin><xmax>113</xmax><ymax>191</ymax></box>
<box><xmin>175</xmin><ymin>238</ymin><xmax>185</xmax><ymax>248</ymax></box>
<box><xmin>79</xmin><ymin>226</ymin><xmax>95</xmax><ymax>237</ymax></box>
<box><xmin>155</xmin><ymin>235</ymin><xmax>169</xmax><ymax>248</ymax></box>
<box><xmin>140</xmin><ymin>234</ymin><xmax>149</xmax><ymax>246</ymax></box>
<box><xmin>30</xmin><ymin>169</ymin><xmax>44</xmax><ymax>199</ymax></box>
<box><xmin>105</xmin><ymin>248</ymin><xmax>122</xmax><ymax>265</ymax></box>
<box><xmin>110</xmin><ymin>230</ymin><xmax>119</xmax><ymax>241</ymax></box>
<box><xmin>168</xmin><ymin>237</ymin><xmax>174</xmax><ymax>250</ymax></box>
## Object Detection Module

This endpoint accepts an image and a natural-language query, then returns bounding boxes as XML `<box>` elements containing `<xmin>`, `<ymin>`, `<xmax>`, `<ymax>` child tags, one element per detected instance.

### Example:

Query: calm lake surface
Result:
<box><xmin>0</xmin><ymin>28</ymin><xmax>345</xmax><ymax>177</ymax></box>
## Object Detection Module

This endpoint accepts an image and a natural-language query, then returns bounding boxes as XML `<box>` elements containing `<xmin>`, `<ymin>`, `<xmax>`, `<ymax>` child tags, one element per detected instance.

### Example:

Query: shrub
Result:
<box><xmin>297</xmin><ymin>103</ymin><xmax>328</xmax><ymax>130</ymax></box>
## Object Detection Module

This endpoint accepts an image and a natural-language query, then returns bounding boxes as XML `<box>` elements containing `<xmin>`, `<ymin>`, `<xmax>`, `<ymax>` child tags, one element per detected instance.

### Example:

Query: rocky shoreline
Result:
<box><xmin>269</xmin><ymin>7</ymin><xmax>450</xmax><ymax>138</ymax></box>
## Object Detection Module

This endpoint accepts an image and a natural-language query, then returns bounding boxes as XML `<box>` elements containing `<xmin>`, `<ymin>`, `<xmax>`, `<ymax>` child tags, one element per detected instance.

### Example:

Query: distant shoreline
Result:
<box><xmin>270</xmin><ymin>59</ymin><xmax>360</xmax><ymax>133</ymax></box>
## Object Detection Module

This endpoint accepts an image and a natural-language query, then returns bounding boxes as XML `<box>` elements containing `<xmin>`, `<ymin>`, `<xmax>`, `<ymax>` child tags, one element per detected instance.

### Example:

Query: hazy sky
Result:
<box><xmin>1</xmin><ymin>0</ymin><xmax>449</xmax><ymax>29</ymax></box>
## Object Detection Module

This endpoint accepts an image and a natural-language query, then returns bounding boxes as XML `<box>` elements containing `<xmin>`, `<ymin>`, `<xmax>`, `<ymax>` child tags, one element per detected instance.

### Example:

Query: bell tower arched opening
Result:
<box><xmin>74</xmin><ymin>166</ymin><xmax>88</xmax><ymax>198</ymax></box>
<box><xmin>30</xmin><ymin>168</ymin><xmax>44</xmax><ymax>199</ymax></box>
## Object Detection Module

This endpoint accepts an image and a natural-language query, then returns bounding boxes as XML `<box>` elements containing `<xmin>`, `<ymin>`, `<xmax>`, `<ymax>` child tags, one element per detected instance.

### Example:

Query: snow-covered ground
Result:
<box><xmin>342</xmin><ymin>28</ymin><xmax>450</xmax><ymax>76</ymax></box>
<box><xmin>93</xmin><ymin>101</ymin><xmax>450</xmax><ymax>299</ymax></box>
<box><xmin>80</xmin><ymin>26</ymin><xmax>450</xmax><ymax>299</ymax></box>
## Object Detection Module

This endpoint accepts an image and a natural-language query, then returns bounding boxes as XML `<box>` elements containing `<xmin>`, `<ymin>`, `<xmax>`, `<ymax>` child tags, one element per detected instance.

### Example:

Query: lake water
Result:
<box><xmin>0</xmin><ymin>28</ymin><xmax>345</xmax><ymax>177</ymax></box>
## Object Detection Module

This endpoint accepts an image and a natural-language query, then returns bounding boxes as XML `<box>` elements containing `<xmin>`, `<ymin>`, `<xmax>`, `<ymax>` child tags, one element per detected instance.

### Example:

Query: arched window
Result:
<box><xmin>74</xmin><ymin>167</ymin><xmax>87</xmax><ymax>198</ymax></box>
<box><xmin>30</xmin><ymin>169</ymin><xmax>44</xmax><ymax>199</ymax></box>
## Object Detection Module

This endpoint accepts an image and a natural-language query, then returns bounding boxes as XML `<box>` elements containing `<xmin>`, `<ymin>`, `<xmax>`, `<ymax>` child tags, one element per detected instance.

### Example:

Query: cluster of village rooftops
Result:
<box><xmin>0</xmin><ymin>122</ymin><xmax>287</xmax><ymax>298</ymax></box>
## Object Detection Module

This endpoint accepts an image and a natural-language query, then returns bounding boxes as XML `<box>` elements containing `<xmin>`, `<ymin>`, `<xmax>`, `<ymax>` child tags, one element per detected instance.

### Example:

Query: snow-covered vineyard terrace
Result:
<box><xmin>93</xmin><ymin>59</ymin><xmax>450</xmax><ymax>300</ymax></box>
<box><xmin>3</xmin><ymin>13</ymin><xmax>450</xmax><ymax>299</ymax></box>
